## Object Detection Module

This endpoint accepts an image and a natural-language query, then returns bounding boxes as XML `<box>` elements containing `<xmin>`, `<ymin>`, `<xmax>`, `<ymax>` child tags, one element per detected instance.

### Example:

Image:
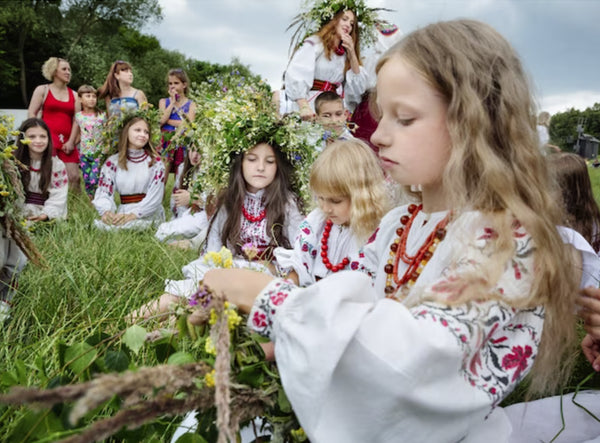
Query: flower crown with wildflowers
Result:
<box><xmin>172</xmin><ymin>73</ymin><xmax>320</xmax><ymax>205</ymax></box>
<box><xmin>288</xmin><ymin>0</ymin><xmax>393</xmax><ymax>52</ymax></box>
<box><xmin>98</xmin><ymin>104</ymin><xmax>161</xmax><ymax>165</ymax></box>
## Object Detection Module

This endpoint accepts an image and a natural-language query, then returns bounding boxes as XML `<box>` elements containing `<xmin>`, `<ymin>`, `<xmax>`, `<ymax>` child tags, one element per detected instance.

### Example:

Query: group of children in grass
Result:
<box><xmin>4</xmin><ymin>0</ymin><xmax>600</xmax><ymax>440</ymax></box>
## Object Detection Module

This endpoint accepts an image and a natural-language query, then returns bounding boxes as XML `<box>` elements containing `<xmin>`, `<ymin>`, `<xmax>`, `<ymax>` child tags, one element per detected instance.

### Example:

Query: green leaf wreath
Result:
<box><xmin>97</xmin><ymin>104</ymin><xmax>162</xmax><ymax>166</ymax></box>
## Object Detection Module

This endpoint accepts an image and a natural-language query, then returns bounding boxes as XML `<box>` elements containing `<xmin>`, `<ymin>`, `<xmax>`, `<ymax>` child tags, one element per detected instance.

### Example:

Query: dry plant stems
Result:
<box><xmin>213</xmin><ymin>293</ymin><xmax>235</xmax><ymax>443</ymax></box>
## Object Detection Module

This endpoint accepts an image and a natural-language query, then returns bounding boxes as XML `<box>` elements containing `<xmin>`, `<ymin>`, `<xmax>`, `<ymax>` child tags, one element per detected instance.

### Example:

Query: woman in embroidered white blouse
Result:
<box><xmin>276</xmin><ymin>6</ymin><xmax>367</xmax><ymax>120</ymax></box>
<box><xmin>202</xmin><ymin>20</ymin><xmax>582</xmax><ymax>442</ymax></box>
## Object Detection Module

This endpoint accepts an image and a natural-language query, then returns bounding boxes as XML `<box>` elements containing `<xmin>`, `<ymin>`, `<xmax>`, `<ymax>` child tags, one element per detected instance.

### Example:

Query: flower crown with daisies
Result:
<box><xmin>98</xmin><ymin>104</ymin><xmax>161</xmax><ymax>164</ymax></box>
<box><xmin>288</xmin><ymin>0</ymin><xmax>393</xmax><ymax>52</ymax></box>
<box><xmin>172</xmin><ymin>72</ymin><xmax>320</xmax><ymax>205</ymax></box>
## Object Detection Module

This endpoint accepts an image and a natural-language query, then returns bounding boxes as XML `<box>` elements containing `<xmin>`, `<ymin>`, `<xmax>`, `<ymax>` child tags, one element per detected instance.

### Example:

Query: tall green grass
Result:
<box><xmin>0</xmin><ymin>182</ymin><xmax>198</xmax><ymax>441</ymax></box>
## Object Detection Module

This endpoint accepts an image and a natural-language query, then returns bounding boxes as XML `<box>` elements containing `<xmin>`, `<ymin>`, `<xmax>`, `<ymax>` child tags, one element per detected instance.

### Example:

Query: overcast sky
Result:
<box><xmin>143</xmin><ymin>0</ymin><xmax>600</xmax><ymax>115</ymax></box>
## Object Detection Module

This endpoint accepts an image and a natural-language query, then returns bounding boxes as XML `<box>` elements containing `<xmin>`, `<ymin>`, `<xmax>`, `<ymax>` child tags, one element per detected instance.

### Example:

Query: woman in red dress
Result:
<box><xmin>28</xmin><ymin>57</ymin><xmax>81</xmax><ymax>192</ymax></box>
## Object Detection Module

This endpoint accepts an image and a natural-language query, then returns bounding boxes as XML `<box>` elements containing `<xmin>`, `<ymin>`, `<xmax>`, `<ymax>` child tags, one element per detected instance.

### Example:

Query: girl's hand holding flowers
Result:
<box><xmin>203</xmin><ymin>268</ymin><xmax>274</xmax><ymax>314</ymax></box>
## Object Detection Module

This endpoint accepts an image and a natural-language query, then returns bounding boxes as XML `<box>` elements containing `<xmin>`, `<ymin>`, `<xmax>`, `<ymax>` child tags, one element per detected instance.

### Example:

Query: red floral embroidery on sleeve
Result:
<box><xmin>502</xmin><ymin>345</ymin><xmax>533</xmax><ymax>382</ymax></box>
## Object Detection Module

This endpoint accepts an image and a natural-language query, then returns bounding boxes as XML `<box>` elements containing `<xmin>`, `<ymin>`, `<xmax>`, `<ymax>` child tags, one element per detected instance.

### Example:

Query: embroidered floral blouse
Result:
<box><xmin>280</xmin><ymin>35</ymin><xmax>368</xmax><ymax>114</ymax></box>
<box><xmin>92</xmin><ymin>150</ymin><xmax>166</xmax><ymax>229</ymax></box>
<box><xmin>247</xmin><ymin>205</ymin><xmax>547</xmax><ymax>442</ymax></box>
<box><xmin>23</xmin><ymin>157</ymin><xmax>68</xmax><ymax>220</ymax></box>
<box><xmin>204</xmin><ymin>189</ymin><xmax>303</xmax><ymax>258</ymax></box>
<box><xmin>274</xmin><ymin>208</ymin><xmax>360</xmax><ymax>286</ymax></box>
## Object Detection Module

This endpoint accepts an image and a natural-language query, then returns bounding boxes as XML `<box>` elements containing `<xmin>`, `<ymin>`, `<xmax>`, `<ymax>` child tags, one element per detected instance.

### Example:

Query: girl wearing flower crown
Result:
<box><xmin>131</xmin><ymin>118</ymin><xmax>306</xmax><ymax>319</ymax></box>
<box><xmin>92</xmin><ymin>116</ymin><xmax>166</xmax><ymax>230</ymax></box>
<box><xmin>275</xmin><ymin>0</ymin><xmax>370</xmax><ymax>120</ymax></box>
<box><xmin>275</xmin><ymin>139</ymin><xmax>388</xmax><ymax>286</ymax></box>
<box><xmin>201</xmin><ymin>20</ymin><xmax>585</xmax><ymax>441</ymax></box>
<box><xmin>14</xmin><ymin>118</ymin><xmax>68</xmax><ymax>222</ymax></box>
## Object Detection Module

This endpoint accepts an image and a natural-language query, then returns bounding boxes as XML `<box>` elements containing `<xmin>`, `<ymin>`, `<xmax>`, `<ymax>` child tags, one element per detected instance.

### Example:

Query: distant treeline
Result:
<box><xmin>0</xmin><ymin>0</ymin><xmax>262</xmax><ymax>109</ymax></box>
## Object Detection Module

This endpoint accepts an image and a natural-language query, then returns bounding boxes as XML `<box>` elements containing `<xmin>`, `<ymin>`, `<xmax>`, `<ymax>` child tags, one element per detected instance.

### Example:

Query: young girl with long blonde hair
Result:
<box><xmin>201</xmin><ymin>19</ymin><xmax>581</xmax><ymax>441</ymax></box>
<box><xmin>275</xmin><ymin>139</ymin><xmax>388</xmax><ymax>286</ymax></box>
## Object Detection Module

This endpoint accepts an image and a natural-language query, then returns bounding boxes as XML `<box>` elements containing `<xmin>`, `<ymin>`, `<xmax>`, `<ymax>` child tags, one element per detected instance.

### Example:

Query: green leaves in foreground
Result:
<box><xmin>122</xmin><ymin>324</ymin><xmax>147</xmax><ymax>356</ymax></box>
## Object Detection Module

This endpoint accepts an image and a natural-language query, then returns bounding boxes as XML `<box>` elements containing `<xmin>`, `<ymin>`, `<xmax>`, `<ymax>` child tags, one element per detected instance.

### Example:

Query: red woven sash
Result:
<box><xmin>119</xmin><ymin>193</ymin><xmax>146</xmax><ymax>204</ymax></box>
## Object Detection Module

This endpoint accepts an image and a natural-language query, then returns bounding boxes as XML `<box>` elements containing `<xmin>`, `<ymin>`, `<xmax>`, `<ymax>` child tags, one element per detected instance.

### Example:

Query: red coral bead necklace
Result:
<box><xmin>384</xmin><ymin>204</ymin><xmax>450</xmax><ymax>298</ymax></box>
<box><xmin>321</xmin><ymin>219</ymin><xmax>350</xmax><ymax>272</ymax></box>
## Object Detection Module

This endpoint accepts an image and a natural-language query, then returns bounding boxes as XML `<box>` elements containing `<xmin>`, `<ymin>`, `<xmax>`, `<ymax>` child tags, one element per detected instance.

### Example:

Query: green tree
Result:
<box><xmin>550</xmin><ymin>104</ymin><xmax>600</xmax><ymax>152</ymax></box>
<box><xmin>0</xmin><ymin>0</ymin><xmax>62</xmax><ymax>106</ymax></box>
<box><xmin>0</xmin><ymin>0</ymin><xmax>162</xmax><ymax>108</ymax></box>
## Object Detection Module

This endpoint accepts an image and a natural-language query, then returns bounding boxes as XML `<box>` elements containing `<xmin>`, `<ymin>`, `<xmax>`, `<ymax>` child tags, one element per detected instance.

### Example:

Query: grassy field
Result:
<box><xmin>0</xmin><ymin>179</ymin><xmax>200</xmax><ymax>441</ymax></box>
<box><xmin>1</xmin><ymin>169</ymin><xmax>600</xmax><ymax>441</ymax></box>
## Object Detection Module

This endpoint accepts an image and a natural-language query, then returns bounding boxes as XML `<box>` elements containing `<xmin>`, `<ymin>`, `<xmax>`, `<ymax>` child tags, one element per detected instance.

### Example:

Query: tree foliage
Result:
<box><xmin>0</xmin><ymin>0</ymin><xmax>260</xmax><ymax>109</ymax></box>
<box><xmin>549</xmin><ymin>103</ymin><xmax>600</xmax><ymax>152</ymax></box>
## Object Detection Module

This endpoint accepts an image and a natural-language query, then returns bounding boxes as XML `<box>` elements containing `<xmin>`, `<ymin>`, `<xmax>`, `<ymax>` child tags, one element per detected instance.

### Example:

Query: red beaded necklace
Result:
<box><xmin>384</xmin><ymin>204</ymin><xmax>450</xmax><ymax>298</ymax></box>
<box><xmin>242</xmin><ymin>205</ymin><xmax>266</xmax><ymax>223</ymax></box>
<box><xmin>30</xmin><ymin>165</ymin><xmax>41</xmax><ymax>172</ymax></box>
<box><xmin>334</xmin><ymin>45</ymin><xmax>346</xmax><ymax>56</ymax></box>
<box><xmin>127</xmin><ymin>150</ymin><xmax>148</xmax><ymax>163</ymax></box>
<box><xmin>320</xmin><ymin>219</ymin><xmax>350</xmax><ymax>272</ymax></box>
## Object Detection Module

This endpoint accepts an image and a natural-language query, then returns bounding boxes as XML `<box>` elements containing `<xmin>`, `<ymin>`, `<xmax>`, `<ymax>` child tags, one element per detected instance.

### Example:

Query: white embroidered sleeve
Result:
<box><xmin>284</xmin><ymin>38</ymin><xmax>318</xmax><ymax>102</ymax></box>
<box><xmin>248</xmin><ymin>269</ymin><xmax>540</xmax><ymax>442</ymax></box>
<box><xmin>92</xmin><ymin>156</ymin><xmax>118</xmax><ymax>216</ymax></box>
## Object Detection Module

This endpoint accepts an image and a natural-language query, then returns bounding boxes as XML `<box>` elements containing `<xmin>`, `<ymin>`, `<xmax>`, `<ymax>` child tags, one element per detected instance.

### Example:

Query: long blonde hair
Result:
<box><xmin>310</xmin><ymin>139</ymin><xmax>388</xmax><ymax>243</ymax></box>
<box><xmin>377</xmin><ymin>19</ymin><xmax>578</xmax><ymax>396</ymax></box>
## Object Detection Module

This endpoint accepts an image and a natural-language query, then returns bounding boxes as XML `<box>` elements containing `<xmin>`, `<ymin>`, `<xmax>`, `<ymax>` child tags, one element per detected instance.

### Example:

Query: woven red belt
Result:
<box><xmin>25</xmin><ymin>191</ymin><xmax>47</xmax><ymax>205</ymax></box>
<box><xmin>311</xmin><ymin>79</ymin><xmax>341</xmax><ymax>92</ymax></box>
<box><xmin>120</xmin><ymin>193</ymin><xmax>146</xmax><ymax>204</ymax></box>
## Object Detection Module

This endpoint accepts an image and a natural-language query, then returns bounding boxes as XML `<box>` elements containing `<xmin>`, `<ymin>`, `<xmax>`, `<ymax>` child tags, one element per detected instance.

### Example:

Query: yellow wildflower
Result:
<box><xmin>204</xmin><ymin>336</ymin><xmax>216</xmax><ymax>356</ymax></box>
<box><xmin>204</xmin><ymin>369</ymin><xmax>215</xmax><ymax>387</ymax></box>
<box><xmin>226</xmin><ymin>308</ymin><xmax>242</xmax><ymax>331</ymax></box>
<box><xmin>0</xmin><ymin>191</ymin><xmax>9</xmax><ymax>197</ymax></box>
<box><xmin>209</xmin><ymin>308</ymin><xmax>217</xmax><ymax>326</ymax></box>
<box><xmin>20</xmin><ymin>139</ymin><xmax>31</xmax><ymax>145</ymax></box>
<box><xmin>290</xmin><ymin>427</ymin><xmax>306</xmax><ymax>439</ymax></box>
